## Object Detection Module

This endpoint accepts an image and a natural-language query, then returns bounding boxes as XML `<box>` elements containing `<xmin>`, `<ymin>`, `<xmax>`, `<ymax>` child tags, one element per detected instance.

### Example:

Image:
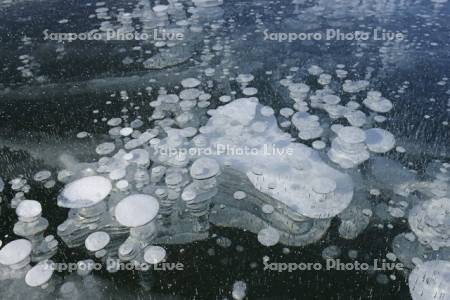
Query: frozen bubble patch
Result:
<box><xmin>409</xmin><ymin>198</ymin><xmax>450</xmax><ymax>250</ymax></box>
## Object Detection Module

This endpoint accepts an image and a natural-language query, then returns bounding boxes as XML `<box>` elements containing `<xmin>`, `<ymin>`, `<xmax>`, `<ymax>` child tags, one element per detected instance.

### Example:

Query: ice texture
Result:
<box><xmin>409</xmin><ymin>260</ymin><xmax>450</xmax><ymax>300</ymax></box>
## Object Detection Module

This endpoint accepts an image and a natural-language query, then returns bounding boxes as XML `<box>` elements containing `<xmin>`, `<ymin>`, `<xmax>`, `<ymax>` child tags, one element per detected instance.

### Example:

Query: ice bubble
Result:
<box><xmin>85</xmin><ymin>231</ymin><xmax>110</xmax><ymax>252</ymax></box>
<box><xmin>342</xmin><ymin>80</ymin><xmax>369</xmax><ymax>93</ymax></box>
<box><xmin>180</xmin><ymin>127</ymin><xmax>198</xmax><ymax>138</ymax></box>
<box><xmin>114</xmin><ymin>194</ymin><xmax>159</xmax><ymax>227</ymax></box>
<box><xmin>233</xmin><ymin>191</ymin><xmax>246</xmax><ymax>200</ymax></box>
<box><xmin>219</xmin><ymin>95</ymin><xmax>232</xmax><ymax>103</ymax></box>
<box><xmin>409</xmin><ymin>197</ymin><xmax>450</xmax><ymax>250</ymax></box>
<box><xmin>153</xmin><ymin>4</ymin><xmax>168</xmax><ymax>15</ymax></box>
<box><xmin>318</xmin><ymin>74</ymin><xmax>332</xmax><ymax>85</ymax></box>
<box><xmin>236</xmin><ymin>74</ymin><xmax>254</xmax><ymax>84</ymax></box>
<box><xmin>130</xmin><ymin>119</ymin><xmax>144</xmax><ymax>129</ymax></box>
<box><xmin>386</xmin><ymin>252</ymin><xmax>397</xmax><ymax>261</ymax></box>
<box><xmin>337</xmin><ymin>126</ymin><xmax>366</xmax><ymax>144</ymax></box>
<box><xmin>291</xmin><ymin>112</ymin><xmax>323</xmax><ymax>140</ymax></box>
<box><xmin>363</xmin><ymin>91</ymin><xmax>393</xmax><ymax>113</ymax></box>
<box><xmin>198</xmin><ymin>101</ymin><xmax>210</xmax><ymax>108</ymax></box>
<box><xmin>16</xmin><ymin>200</ymin><xmax>41</xmax><ymax>222</ymax></box>
<box><xmin>33</xmin><ymin>170</ymin><xmax>51</xmax><ymax>182</ymax></box>
<box><xmin>331</xmin><ymin>124</ymin><xmax>344</xmax><ymax>133</ymax></box>
<box><xmin>128</xmin><ymin>149</ymin><xmax>150</xmax><ymax>165</ymax></box>
<box><xmin>158</xmin><ymin>94</ymin><xmax>179</xmax><ymax>104</ymax></box>
<box><xmin>180</xmin><ymin>88</ymin><xmax>202</xmax><ymax>100</ymax></box>
<box><xmin>120</xmin><ymin>127</ymin><xmax>133</xmax><ymax>136</ymax></box>
<box><xmin>262</xmin><ymin>204</ymin><xmax>274</xmax><ymax>214</ymax></box>
<box><xmin>312</xmin><ymin>178</ymin><xmax>337</xmax><ymax>194</ymax></box>
<box><xmin>25</xmin><ymin>260</ymin><xmax>54</xmax><ymax>287</ymax></box>
<box><xmin>260</xmin><ymin>106</ymin><xmax>275</xmax><ymax>117</ymax></box>
<box><xmin>181</xmin><ymin>78</ymin><xmax>201</xmax><ymax>88</ymax></box>
<box><xmin>308</xmin><ymin>65</ymin><xmax>323</xmax><ymax>76</ymax></box>
<box><xmin>44</xmin><ymin>180</ymin><xmax>56</xmax><ymax>189</ymax></box>
<box><xmin>143</xmin><ymin>245</ymin><xmax>166</xmax><ymax>264</ymax></box>
<box><xmin>322</xmin><ymin>245</ymin><xmax>341</xmax><ymax>259</ymax></box>
<box><xmin>336</xmin><ymin>69</ymin><xmax>348</xmax><ymax>79</ymax></box>
<box><xmin>409</xmin><ymin>260</ymin><xmax>450</xmax><ymax>300</ymax></box>
<box><xmin>374</xmin><ymin>115</ymin><xmax>387</xmax><ymax>123</ymax></box>
<box><xmin>257</xmin><ymin>227</ymin><xmax>280</xmax><ymax>247</ymax></box>
<box><xmin>96</xmin><ymin>142</ymin><xmax>116</xmax><ymax>155</ymax></box>
<box><xmin>116</xmin><ymin>180</ymin><xmax>129</xmax><ymax>191</ymax></box>
<box><xmin>0</xmin><ymin>239</ymin><xmax>32</xmax><ymax>267</ymax></box>
<box><xmin>328</xmin><ymin>126</ymin><xmax>369</xmax><ymax>168</ymax></box>
<box><xmin>107</xmin><ymin>118</ymin><xmax>122</xmax><ymax>126</ymax></box>
<box><xmin>190</xmin><ymin>157</ymin><xmax>220</xmax><ymax>180</ymax></box>
<box><xmin>312</xmin><ymin>140</ymin><xmax>326</xmax><ymax>150</ymax></box>
<box><xmin>242</xmin><ymin>87</ymin><xmax>258</xmax><ymax>96</ymax></box>
<box><xmin>181</xmin><ymin>189</ymin><xmax>196</xmax><ymax>202</ymax></box>
<box><xmin>77</xmin><ymin>131</ymin><xmax>89</xmax><ymax>138</ymax></box>
<box><xmin>58</xmin><ymin>176</ymin><xmax>112</xmax><ymax>208</ymax></box>
<box><xmin>396</xmin><ymin>146</ymin><xmax>406</xmax><ymax>153</ymax></box>
<box><xmin>365</xmin><ymin>128</ymin><xmax>395</xmax><ymax>153</ymax></box>
<box><xmin>199</xmin><ymin>93</ymin><xmax>212</xmax><ymax>101</ymax></box>
<box><xmin>322</xmin><ymin>94</ymin><xmax>341</xmax><ymax>105</ymax></box>
<box><xmin>344</xmin><ymin>110</ymin><xmax>367</xmax><ymax>127</ymax></box>
<box><xmin>289</xmin><ymin>83</ymin><xmax>310</xmax><ymax>94</ymax></box>
<box><xmin>280</xmin><ymin>107</ymin><xmax>294</xmax><ymax>118</ymax></box>
<box><xmin>109</xmin><ymin>168</ymin><xmax>126</xmax><ymax>180</ymax></box>
<box><xmin>232</xmin><ymin>281</ymin><xmax>247</xmax><ymax>300</ymax></box>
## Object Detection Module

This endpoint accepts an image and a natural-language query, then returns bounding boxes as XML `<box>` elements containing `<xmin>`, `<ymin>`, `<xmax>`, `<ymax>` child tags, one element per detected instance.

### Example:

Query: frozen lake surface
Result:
<box><xmin>0</xmin><ymin>0</ymin><xmax>450</xmax><ymax>299</ymax></box>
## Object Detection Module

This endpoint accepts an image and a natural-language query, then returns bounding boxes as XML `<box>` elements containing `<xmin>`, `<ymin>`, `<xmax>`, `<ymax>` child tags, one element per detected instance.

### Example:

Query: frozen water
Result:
<box><xmin>1</xmin><ymin>0</ymin><xmax>449</xmax><ymax>297</ymax></box>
